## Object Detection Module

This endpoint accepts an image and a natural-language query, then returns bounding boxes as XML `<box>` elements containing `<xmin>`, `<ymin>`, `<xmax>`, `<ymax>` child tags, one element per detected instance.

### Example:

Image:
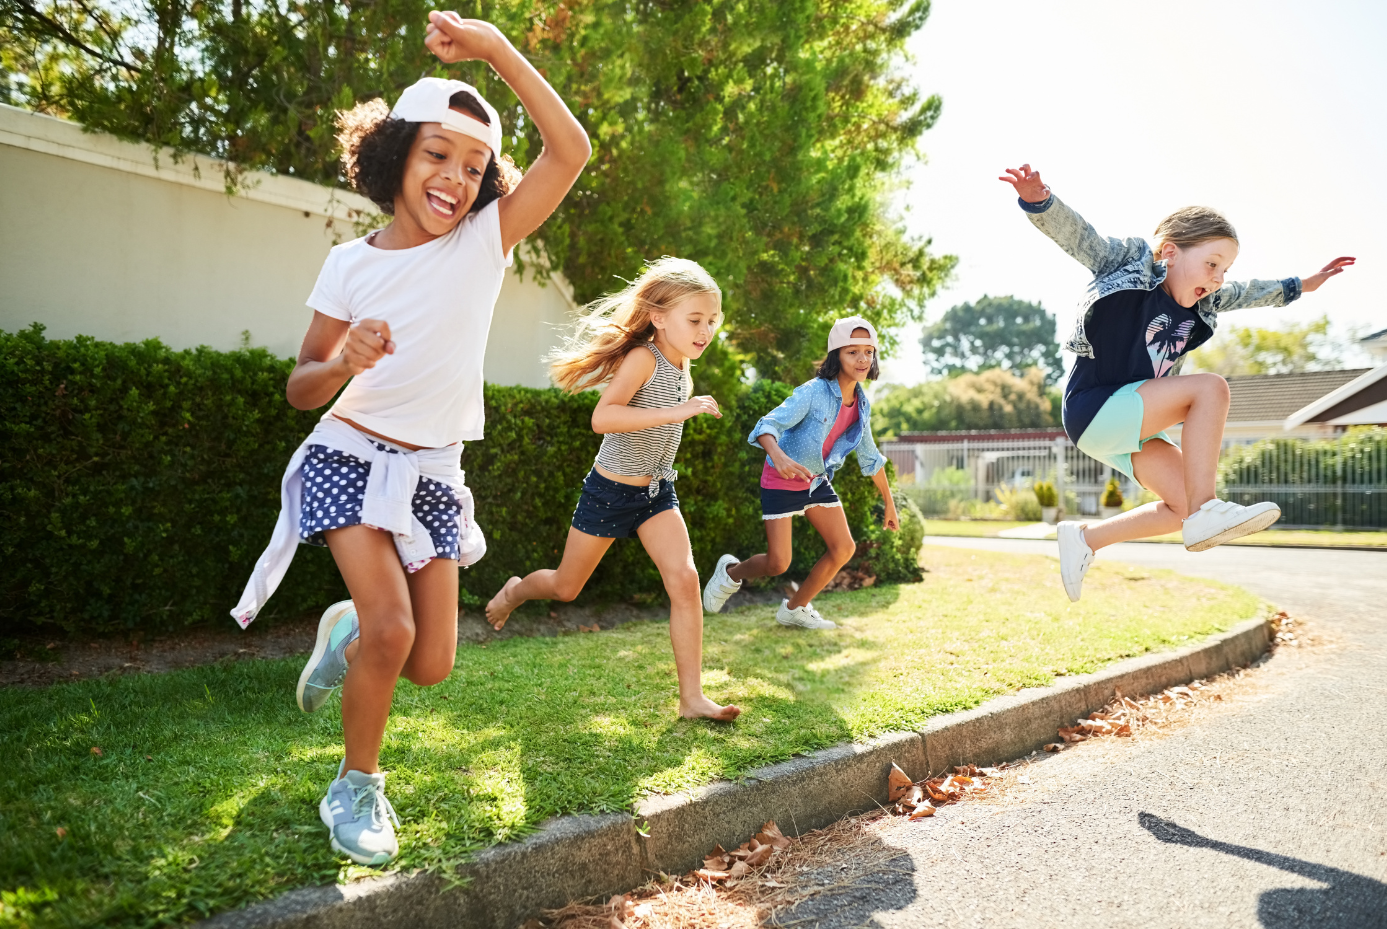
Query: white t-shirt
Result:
<box><xmin>306</xmin><ymin>200</ymin><xmax>513</xmax><ymax>448</ymax></box>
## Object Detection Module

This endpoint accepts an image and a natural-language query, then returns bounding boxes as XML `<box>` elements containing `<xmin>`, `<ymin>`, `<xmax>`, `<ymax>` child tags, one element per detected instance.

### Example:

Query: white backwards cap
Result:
<box><xmin>390</xmin><ymin>77</ymin><xmax>502</xmax><ymax>162</ymax></box>
<box><xmin>826</xmin><ymin>315</ymin><xmax>879</xmax><ymax>352</ymax></box>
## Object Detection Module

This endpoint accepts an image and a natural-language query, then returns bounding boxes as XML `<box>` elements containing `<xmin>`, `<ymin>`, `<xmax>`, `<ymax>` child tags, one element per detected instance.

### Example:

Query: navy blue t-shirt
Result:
<box><xmin>1062</xmin><ymin>287</ymin><xmax>1210</xmax><ymax>444</ymax></box>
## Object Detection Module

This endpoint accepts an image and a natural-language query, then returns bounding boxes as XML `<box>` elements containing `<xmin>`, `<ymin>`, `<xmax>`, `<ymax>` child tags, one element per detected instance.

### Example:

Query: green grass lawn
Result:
<box><xmin>0</xmin><ymin>546</ymin><xmax>1261</xmax><ymax>928</ymax></box>
<box><xmin>925</xmin><ymin>519</ymin><xmax>1387</xmax><ymax>547</ymax></box>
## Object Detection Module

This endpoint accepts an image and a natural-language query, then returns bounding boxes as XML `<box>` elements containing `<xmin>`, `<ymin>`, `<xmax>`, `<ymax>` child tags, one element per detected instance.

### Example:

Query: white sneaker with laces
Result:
<box><xmin>1056</xmin><ymin>521</ymin><xmax>1094</xmax><ymax>602</ymax></box>
<box><xmin>1182</xmin><ymin>499</ymin><xmax>1281</xmax><ymax>552</ymax></box>
<box><xmin>776</xmin><ymin>599</ymin><xmax>836</xmax><ymax>629</ymax></box>
<box><xmin>702</xmin><ymin>554</ymin><xmax>742</xmax><ymax>613</ymax></box>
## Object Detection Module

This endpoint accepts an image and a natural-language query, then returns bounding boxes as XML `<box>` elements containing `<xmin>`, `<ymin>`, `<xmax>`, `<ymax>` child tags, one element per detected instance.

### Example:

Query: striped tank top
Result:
<box><xmin>594</xmin><ymin>342</ymin><xmax>691</xmax><ymax>497</ymax></box>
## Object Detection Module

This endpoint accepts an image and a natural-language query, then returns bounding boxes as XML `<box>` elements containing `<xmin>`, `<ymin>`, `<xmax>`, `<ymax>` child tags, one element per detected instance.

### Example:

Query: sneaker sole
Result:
<box><xmin>1184</xmin><ymin>507</ymin><xmax>1281</xmax><ymax>552</ymax></box>
<box><xmin>296</xmin><ymin>600</ymin><xmax>355</xmax><ymax>713</ymax></box>
<box><xmin>775</xmin><ymin>616</ymin><xmax>836</xmax><ymax>629</ymax></box>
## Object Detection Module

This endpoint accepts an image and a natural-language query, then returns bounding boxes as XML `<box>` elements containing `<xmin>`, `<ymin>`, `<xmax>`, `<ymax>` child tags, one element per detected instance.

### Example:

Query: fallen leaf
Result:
<box><xmin>755</xmin><ymin>821</ymin><xmax>792</xmax><ymax>849</ymax></box>
<box><xmin>1043</xmin><ymin>743</ymin><xmax>1063</xmax><ymax>752</ymax></box>
<box><xmin>632</xmin><ymin>903</ymin><xmax>654</xmax><ymax>920</ymax></box>
<box><xmin>908</xmin><ymin>800</ymin><xmax>936</xmax><ymax>819</ymax></box>
<box><xmin>763</xmin><ymin>879</ymin><xmax>784</xmax><ymax>888</ymax></box>
<box><xmin>744</xmin><ymin>843</ymin><xmax>774</xmax><ymax>867</ymax></box>
<box><xmin>729</xmin><ymin>860</ymin><xmax>750</xmax><ymax>878</ymax></box>
<box><xmin>55</xmin><ymin>827</ymin><xmax>67</xmax><ymax>839</ymax></box>
<box><xmin>694</xmin><ymin>869</ymin><xmax>729</xmax><ymax>882</ymax></box>
<box><xmin>90</xmin><ymin>747</ymin><xmax>102</xmax><ymax>757</ymax></box>
<box><xmin>888</xmin><ymin>762</ymin><xmax>914</xmax><ymax>802</ymax></box>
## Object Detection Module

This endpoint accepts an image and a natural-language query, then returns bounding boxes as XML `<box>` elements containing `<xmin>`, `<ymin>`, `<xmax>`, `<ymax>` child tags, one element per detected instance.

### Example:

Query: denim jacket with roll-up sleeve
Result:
<box><xmin>747</xmin><ymin>377</ymin><xmax>885</xmax><ymax>492</ymax></box>
<box><xmin>1021</xmin><ymin>194</ymin><xmax>1302</xmax><ymax>372</ymax></box>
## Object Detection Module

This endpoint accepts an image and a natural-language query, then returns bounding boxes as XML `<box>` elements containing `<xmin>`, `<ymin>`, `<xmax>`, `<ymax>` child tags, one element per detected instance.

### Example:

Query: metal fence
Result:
<box><xmin>1219</xmin><ymin>432</ymin><xmax>1387</xmax><ymax>529</ymax></box>
<box><xmin>884</xmin><ymin>427</ymin><xmax>1387</xmax><ymax>529</ymax></box>
<box><xmin>882</xmin><ymin>431</ymin><xmax>1136</xmax><ymax>519</ymax></box>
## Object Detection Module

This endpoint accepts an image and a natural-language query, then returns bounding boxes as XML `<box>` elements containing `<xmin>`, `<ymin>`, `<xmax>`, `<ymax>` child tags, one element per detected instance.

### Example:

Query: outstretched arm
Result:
<box><xmin>1000</xmin><ymin>163</ymin><xmax>1149</xmax><ymax>277</ymax></box>
<box><xmin>425</xmin><ymin>13</ymin><xmax>591</xmax><ymax>256</ymax></box>
<box><xmin>591</xmin><ymin>348</ymin><xmax>721</xmax><ymax>434</ymax></box>
<box><xmin>1209</xmin><ymin>257</ymin><xmax>1355</xmax><ymax>314</ymax></box>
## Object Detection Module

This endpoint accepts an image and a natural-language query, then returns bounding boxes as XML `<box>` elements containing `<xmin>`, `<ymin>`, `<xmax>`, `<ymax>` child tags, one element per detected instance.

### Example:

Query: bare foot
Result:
<box><xmin>679</xmin><ymin>695</ymin><xmax>741</xmax><ymax>722</ymax></box>
<box><xmin>485</xmin><ymin>577</ymin><xmax>523</xmax><ymax>631</ymax></box>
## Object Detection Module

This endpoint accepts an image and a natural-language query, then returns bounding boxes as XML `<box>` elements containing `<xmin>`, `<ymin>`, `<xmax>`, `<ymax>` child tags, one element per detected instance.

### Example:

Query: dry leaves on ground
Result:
<box><xmin>885</xmin><ymin>761</ymin><xmax>1006</xmax><ymax>820</ymax></box>
<box><xmin>1041</xmin><ymin>678</ymin><xmax>1236</xmax><ymax>753</ymax></box>
<box><xmin>1270</xmin><ymin>611</ymin><xmax>1300</xmax><ymax>648</ymax></box>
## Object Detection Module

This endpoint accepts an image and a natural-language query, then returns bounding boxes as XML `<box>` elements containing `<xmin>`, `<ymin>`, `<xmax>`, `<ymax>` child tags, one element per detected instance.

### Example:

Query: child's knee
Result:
<box><xmin>364</xmin><ymin>611</ymin><xmax>415</xmax><ymax>662</ymax></box>
<box><xmin>1194</xmin><ymin>372</ymin><xmax>1230</xmax><ymax>404</ymax></box>
<box><xmin>828</xmin><ymin>539</ymin><xmax>857</xmax><ymax>566</ymax></box>
<box><xmin>551</xmin><ymin>577</ymin><xmax>586</xmax><ymax>602</ymax></box>
<box><xmin>405</xmin><ymin>653</ymin><xmax>455</xmax><ymax>687</ymax></box>
<box><xmin>765</xmin><ymin>552</ymin><xmax>792</xmax><ymax>576</ymax></box>
<box><xmin>664</xmin><ymin>565</ymin><xmax>701</xmax><ymax>603</ymax></box>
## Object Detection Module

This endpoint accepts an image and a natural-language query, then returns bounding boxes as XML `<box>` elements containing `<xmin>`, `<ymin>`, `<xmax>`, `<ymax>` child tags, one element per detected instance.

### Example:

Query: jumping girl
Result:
<box><xmin>230</xmin><ymin>13</ymin><xmax>590</xmax><ymax>865</ymax></box>
<box><xmin>701</xmin><ymin>317</ymin><xmax>900</xmax><ymax>629</ymax></box>
<box><xmin>483</xmin><ymin>257</ymin><xmax>741</xmax><ymax>723</ymax></box>
<box><xmin>1000</xmin><ymin>163</ymin><xmax>1354</xmax><ymax>601</ymax></box>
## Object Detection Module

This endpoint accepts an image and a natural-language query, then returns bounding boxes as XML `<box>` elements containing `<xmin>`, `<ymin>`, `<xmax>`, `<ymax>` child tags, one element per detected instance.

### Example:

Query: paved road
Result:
<box><xmin>776</xmin><ymin>540</ymin><xmax>1387</xmax><ymax>929</ymax></box>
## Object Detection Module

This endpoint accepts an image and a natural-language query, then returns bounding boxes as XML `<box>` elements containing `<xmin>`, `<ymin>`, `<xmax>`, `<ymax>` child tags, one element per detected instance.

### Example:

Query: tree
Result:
<box><xmin>1</xmin><ymin>0</ymin><xmax>956</xmax><ymax>386</ymax></box>
<box><xmin>872</xmin><ymin>366</ymin><xmax>1057</xmax><ymax>438</ymax></box>
<box><xmin>919</xmin><ymin>294</ymin><xmax>1061</xmax><ymax>384</ymax></box>
<box><xmin>1186</xmin><ymin>315</ymin><xmax>1343</xmax><ymax>376</ymax></box>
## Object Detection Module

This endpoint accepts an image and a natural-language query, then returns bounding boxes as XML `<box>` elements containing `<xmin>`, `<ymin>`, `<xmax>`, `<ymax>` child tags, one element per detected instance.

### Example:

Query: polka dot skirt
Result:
<box><xmin>298</xmin><ymin>443</ymin><xmax>463</xmax><ymax>571</ymax></box>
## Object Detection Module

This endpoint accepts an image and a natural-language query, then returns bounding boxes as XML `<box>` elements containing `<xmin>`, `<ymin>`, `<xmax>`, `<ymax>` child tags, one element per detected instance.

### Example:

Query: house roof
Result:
<box><xmin>1225</xmin><ymin>369</ymin><xmax>1372</xmax><ymax>423</ymax></box>
<box><xmin>1283</xmin><ymin>364</ymin><xmax>1387</xmax><ymax>429</ymax></box>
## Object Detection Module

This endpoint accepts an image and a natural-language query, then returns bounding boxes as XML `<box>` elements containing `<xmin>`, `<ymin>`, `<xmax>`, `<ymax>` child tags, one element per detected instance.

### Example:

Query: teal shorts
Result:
<box><xmin>1075</xmin><ymin>381</ymin><xmax>1176</xmax><ymax>487</ymax></box>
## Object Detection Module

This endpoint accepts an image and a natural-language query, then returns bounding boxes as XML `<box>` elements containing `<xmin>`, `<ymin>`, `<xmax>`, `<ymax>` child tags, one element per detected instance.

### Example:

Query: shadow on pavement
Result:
<box><xmin>1139</xmin><ymin>812</ymin><xmax>1387</xmax><ymax>929</ymax></box>
<box><xmin>763</xmin><ymin>834</ymin><xmax>917</xmax><ymax>929</ymax></box>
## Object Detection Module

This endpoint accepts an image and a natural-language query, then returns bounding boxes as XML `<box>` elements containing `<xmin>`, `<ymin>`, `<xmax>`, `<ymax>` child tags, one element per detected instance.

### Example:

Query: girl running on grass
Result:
<box><xmin>701</xmin><ymin>318</ymin><xmax>900</xmax><ymax>629</ymax></box>
<box><xmin>230</xmin><ymin>13</ymin><xmax>590</xmax><ymax>866</ymax></box>
<box><xmin>1000</xmin><ymin>163</ymin><xmax>1354</xmax><ymax>601</ymax></box>
<box><xmin>483</xmin><ymin>257</ymin><xmax>741</xmax><ymax>724</ymax></box>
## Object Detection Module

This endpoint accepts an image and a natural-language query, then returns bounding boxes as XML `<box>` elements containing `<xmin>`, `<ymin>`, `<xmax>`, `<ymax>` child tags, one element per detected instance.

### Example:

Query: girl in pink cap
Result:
<box><xmin>232</xmin><ymin>13</ymin><xmax>590</xmax><ymax>865</ymax></box>
<box><xmin>701</xmin><ymin>317</ymin><xmax>900</xmax><ymax>629</ymax></box>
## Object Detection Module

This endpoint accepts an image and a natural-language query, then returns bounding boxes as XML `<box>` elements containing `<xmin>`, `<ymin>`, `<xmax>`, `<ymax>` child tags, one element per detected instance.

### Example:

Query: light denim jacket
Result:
<box><xmin>748</xmin><ymin>377</ymin><xmax>886</xmax><ymax>491</ymax></box>
<box><xmin>1021</xmin><ymin>194</ymin><xmax>1301</xmax><ymax>370</ymax></box>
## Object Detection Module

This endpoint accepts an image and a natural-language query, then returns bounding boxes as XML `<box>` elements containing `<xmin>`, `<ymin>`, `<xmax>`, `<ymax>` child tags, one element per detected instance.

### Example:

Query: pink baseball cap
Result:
<box><xmin>390</xmin><ymin>77</ymin><xmax>503</xmax><ymax>161</ymax></box>
<box><xmin>826</xmin><ymin>316</ymin><xmax>879</xmax><ymax>352</ymax></box>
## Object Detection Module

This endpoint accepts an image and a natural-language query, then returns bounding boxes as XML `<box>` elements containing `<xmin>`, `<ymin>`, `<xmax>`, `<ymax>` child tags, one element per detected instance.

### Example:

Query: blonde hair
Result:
<box><xmin>1153</xmin><ymin>206</ymin><xmax>1239</xmax><ymax>255</ymax></box>
<box><xmin>548</xmin><ymin>257</ymin><xmax>722</xmax><ymax>392</ymax></box>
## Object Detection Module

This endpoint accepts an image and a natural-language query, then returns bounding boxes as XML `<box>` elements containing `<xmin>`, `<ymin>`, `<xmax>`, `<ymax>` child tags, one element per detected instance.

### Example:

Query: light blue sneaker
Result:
<box><xmin>296</xmin><ymin>600</ymin><xmax>359</xmax><ymax>713</ymax></box>
<box><xmin>319</xmin><ymin>767</ymin><xmax>400</xmax><ymax>865</ymax></box>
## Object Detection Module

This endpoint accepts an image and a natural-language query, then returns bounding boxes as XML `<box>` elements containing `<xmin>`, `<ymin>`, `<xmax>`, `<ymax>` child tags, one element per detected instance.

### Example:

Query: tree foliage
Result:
<box><xmin>1186</xmin><ymin>314</ymin><xmax>1343</xmax><ymax>377</ymax></box>
<box><xmin>872</xmin><ymin>366</ymin><xmax>1057</xmax><ymax>438</ymax></box>
<box><xmin>920</xmin><ymin>294</ymin><xmax>1061</xmax><ymax>384</ymax></box>
<box><xmin>1</xmin><ymin>0</ymin><xmax>955</xmax><ymax>384</ymax></box>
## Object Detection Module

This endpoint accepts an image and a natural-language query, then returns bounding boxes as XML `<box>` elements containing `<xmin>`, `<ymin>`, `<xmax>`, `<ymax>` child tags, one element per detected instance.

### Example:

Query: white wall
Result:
<box><xmin>0</xmin><ymin>104</ymin><xmax>575</xmax><ymax>388</ymax></box>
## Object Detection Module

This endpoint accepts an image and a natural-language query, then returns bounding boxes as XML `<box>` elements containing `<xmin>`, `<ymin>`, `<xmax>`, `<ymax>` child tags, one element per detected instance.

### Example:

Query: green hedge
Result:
<box><xmin>0</xmin><ymin>326</ymin><xmax>923</xmax><ymax>633</ymax></box>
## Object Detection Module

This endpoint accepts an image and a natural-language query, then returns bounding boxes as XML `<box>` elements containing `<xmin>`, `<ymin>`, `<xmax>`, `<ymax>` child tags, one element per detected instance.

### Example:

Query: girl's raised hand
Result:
<box><xmin>425</xmin><ymin>11</ymin><xmax>501</xmax><ymax>64</ymax></box>
<box><xmin>340</xmin><ymin>318</ymin><xmax>395</xmax><ymax>376</ymax></box>
<box><xmin>676</xmin><ymin>395</ymin><xmax>722</xmax><ymax>422</ymax></box>
<box><xmin>1301</xmin><ymin>256</ymin><xmax>1356</xmax><ymax>293</ymax></box>
<box><xmin>999</xmin><ymin>164</ymin><xmax>1051</xmax><ymax>204</ymax></box>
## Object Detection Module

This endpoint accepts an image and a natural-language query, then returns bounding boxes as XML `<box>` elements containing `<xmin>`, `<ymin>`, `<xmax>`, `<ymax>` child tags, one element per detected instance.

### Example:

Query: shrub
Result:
<box><xmin>1102</xmin><ymin>476</ymin><xmax>1124</xmax><ymax>508</ymax></box>
<box><xmin>1032</xmin><ymin>480</ymin><xmax>1058</xmax><ymax>508</ymax></box>
<box><xmin>0</xmin><ymin>327</ymin><xmax>923</xmax><ymax>633</ymax></box>
<box><xmin>993</xmin><ymin>486</ymin><xmax>1041</xmax><ymax>522</ymax></box>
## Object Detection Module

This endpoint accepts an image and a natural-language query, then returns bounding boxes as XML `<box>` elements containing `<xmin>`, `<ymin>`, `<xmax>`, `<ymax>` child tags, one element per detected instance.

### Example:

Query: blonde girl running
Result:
<box><xmin>484</xmin><ymin>258</ymin><xmax>740</xmax><ymax>723</ymax></box>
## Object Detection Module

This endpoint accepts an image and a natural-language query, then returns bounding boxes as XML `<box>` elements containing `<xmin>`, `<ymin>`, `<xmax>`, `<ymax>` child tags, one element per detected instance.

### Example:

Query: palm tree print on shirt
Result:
<box><xmin>1146</xmin><ymin>313</ymin><xmax>1196</xmax><ymax>378</ymax></box>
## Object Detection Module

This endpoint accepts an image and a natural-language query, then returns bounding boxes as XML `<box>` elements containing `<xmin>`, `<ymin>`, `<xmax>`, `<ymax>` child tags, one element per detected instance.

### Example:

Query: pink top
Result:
<box><xmin>760</xmin><ymin>399</ymin><xmax>860</xmax><ymax>491</ymax></box>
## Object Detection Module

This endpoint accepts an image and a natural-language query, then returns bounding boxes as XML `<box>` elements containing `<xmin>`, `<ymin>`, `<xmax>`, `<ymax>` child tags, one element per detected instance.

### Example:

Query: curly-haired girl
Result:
<box><xmin>483</xmin><ymin>257</ymin><xmax>741</xmax><ymax>723</ymax></box>
<box><xmin>231</xmin><ymin>12</ymin><xmax>590</xmax><ymax>865</ymax></box>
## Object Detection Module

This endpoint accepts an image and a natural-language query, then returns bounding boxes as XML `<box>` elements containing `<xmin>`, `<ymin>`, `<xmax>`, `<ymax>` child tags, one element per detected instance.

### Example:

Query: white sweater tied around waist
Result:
<box><xmin>231</xmin><ymin>416</ymin><xmax>485</xmax><ymax>627</ymax></box>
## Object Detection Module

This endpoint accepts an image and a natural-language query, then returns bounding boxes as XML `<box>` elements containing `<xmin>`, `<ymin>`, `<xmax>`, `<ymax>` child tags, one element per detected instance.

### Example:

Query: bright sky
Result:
<box><xmin>879</xmin><ymin>0</ymin><xmax>1386</xmax><ymax>386</ymax></box>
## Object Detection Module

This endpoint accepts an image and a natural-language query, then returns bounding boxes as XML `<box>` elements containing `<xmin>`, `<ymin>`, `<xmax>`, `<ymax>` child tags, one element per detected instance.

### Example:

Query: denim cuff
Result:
<box><xmin>1282</xmin><ymin>276</ymin><xmax>1302</xmax><ymax>304</ymax></box>
<box><xmin>1018</xmin><ymin>194</ymin><xmax>1054</xmax><ymax>214</ymax></box>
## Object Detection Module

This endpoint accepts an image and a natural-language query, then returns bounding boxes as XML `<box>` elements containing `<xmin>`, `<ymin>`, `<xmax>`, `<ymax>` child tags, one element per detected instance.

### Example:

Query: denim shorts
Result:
<box><xmin>571</xmin><ymin>468</ymin><xmax>680</xmax><ymax>538</ymax></box>
<box><xmin>298</xmin><ymin>443</ymin><xmax>462</xmax><ymax>571</ymax></box>
<box><xmin>760</xmin><ymin>480</ymin><xmax>841</xmax><ymax>520</ymax></box>
<box><xmin>1075</xmin><ymin>381</ymin><xmax>1176</xmax><ymax>485</ymax></box>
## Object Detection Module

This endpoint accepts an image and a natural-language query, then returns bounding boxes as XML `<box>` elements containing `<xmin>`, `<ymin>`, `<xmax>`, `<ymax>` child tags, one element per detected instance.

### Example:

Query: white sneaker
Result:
<box><xmin>702</xmin><ymin>554</ymin><xmax>742</xmax><ymax>613</ymax></box>
<box><xmin>1182</xmin><ymin>499</ymin><xmax>1281</xmax><ymax>552</ymax></box>
<box><xmin>320</xmin><ymin>768</ymin><xmax>401</xmax><ymax>866</ymax></box>
<box><xmin>1056</xmin><ymin>521</ymin><xmax>1094</xmax><ymax>603</ymax></box>
<box><xmin>776</xmin><ymin>600</ymin><xmax>836</xmax><ymax>629</ymax></box>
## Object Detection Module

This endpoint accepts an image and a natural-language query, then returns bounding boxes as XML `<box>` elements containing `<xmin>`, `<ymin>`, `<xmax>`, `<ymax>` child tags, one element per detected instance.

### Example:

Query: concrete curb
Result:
<box><xmin>202</xmin><ymin>617</ymin><xmax>1271</xmax><ymax>929</ymax></box>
